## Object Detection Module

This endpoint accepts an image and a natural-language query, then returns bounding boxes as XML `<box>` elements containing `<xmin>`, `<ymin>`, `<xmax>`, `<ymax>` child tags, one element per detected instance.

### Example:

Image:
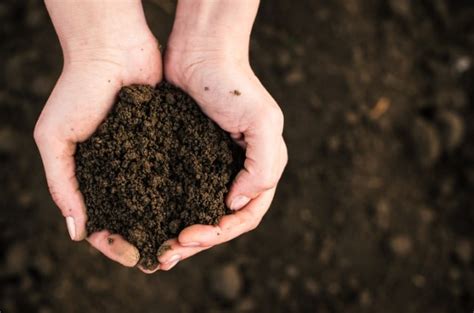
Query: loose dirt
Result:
<box><xmin>75</xmin><ymin>83</ymin><xmax>243</xmax><ymax>269</ymax></box>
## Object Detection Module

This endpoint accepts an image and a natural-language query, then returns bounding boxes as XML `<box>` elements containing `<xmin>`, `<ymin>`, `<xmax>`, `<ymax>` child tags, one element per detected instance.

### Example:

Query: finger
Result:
<box><xmin>87</xmin><ymin>231</ymin><xmax>140</xmax><ymax>267</ymax></box>
<box><xmin>34</xmin><ymin>132</ymin><xmax>88</xmax><ymax>241</ymax></box>
<box><xmin>226</xmin><ymin>110</ymin><xmax>287</xmax><ymax>210</ymax></box>
<box><xmin>179</xmin><ymin>188</ymin><xmax>276</xmax><ymax>247</ymax></box>
<box><xmin>156</xmin><ymin>239</ymin><xmax>210</xmax><ymax>271</ymax></box>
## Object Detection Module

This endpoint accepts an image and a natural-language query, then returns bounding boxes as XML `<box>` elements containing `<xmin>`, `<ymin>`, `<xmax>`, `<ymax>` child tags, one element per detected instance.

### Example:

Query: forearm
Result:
<box><xmin>45</xmin><ymin>0</ymin><xmax>152</xmax><ymax>61</ymax></box>
<box><xmin>170</xmin><ymin>0</ymin><xmax>260</xmax><ymax>57</ymax></box>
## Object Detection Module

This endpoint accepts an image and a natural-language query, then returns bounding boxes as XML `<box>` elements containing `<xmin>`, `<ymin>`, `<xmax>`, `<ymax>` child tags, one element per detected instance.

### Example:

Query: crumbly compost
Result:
<box><xmin>75</xmin><ymin>82</ymin><xmax>243</xmax><ymax>269</ymax></box>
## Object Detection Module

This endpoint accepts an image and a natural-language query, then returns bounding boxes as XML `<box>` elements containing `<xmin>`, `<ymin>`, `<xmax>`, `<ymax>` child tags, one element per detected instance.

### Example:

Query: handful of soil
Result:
<box><xmin>75</xmin><ymin>82</ymin><xmax>243</xmax><ymax>269</ymax></box>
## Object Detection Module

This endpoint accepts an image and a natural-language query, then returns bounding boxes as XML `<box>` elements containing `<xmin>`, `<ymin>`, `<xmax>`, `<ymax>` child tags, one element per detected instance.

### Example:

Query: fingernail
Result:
<box><xmin>166</xmin><ymin>257</ymin><xmax>180</xmax><ymax>270</ymax></box>
<box><xmin>181</xmin><ymin>242</ymin><xmax>200</xmax><ymax>247</ymax></box>
<box><xmin>65</xmin><ymin>216</ymin><xmax>76</xmax><ymax>240</ymax></box>
<box><xmin>124</xmin><ymin>247</ymin><xmax>140</xmax><ymax>267</ymax></box>
<box><xmin>164</xmin><ymin>254</ymin><xmax>181</xmax><ymax>265</ymax></box>
<box><xmin>230</xmin><ymin>195</ymin><xmax>250</xmax><ymax>210</ymax></box>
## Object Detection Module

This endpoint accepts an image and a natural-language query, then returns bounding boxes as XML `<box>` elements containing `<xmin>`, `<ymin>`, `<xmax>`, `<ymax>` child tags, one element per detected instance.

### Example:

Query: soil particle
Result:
<box><xmin>390</xmin><ymin>234</ymin><xmax>413</xmax><ymax>257</ymax></box>
<box><xmin>304</xmin><ymin>278</ymin><xmax>320</xmax><ymax>295</ymax></box>
<box><xmin>6</xmin><ymin>243</ymin><xmax>28</xmax><ymax>274</ymax></box>
<box><xmin>454</xmin><ymin>56</ymin><xmax>471</xmax><ymax>73</ymax></box>
<box><xmin>419</xmin><ymin>208</ymin><xmax>435</xmax><ymax>224</ymax></box>
<box><xmin>75</xmin><ymin>82</ymin><xmax>243</xmax><ymax>269</ymax></box>
<box><xmin>31</xmin><ymin>75</ymin><xmax>54</xmax><ymax>97</ymax></box>
<box><xmin>374</xmin><ymin>199</ymin><xmax>390</xmax><ymax>230</ymax></box>
<box><xmin>236</xmin><ymin>297</ymin><xmax>256</xmax><ymax>311</ymax></box>
<box><xmin>285</xmin><ymin>67</ymin><xmax>305</xmax><ymax>85</ymax></box>
<box><xmin>455</xmin><ymin>240</ymin><xmax>472</xmax><ymax>264</ymax></box>
<box><xmin>285</xmin><ymin>264</ymin><xmax>299</xmax><ymax>279</ymax></box>
<box><xmin>436</xmin><ymin>110</ymin><xmax>465</xmax><ymax>152</ymax></box>
<box><xmin>38</xmin><ymin>308</ymin><xmax>52</xmax><ymax>313</ymax></box>
<box><xmin>0</xmin><ymin>127</ymin><xmax>18</xmax><ymax>153</ymax></box>
<box><xmin>33</xmin><ymin>253</ymin><xmax>54</xmax><ymax>277</ymax></box>
<box><xmin>359</xmin><ymin>290</ymin><xmax>372</xmax><ymax>307</ymax></box>
<box><xmin>411</xmin><ymin>118</ymin><xmax>441</xmax><ymax>167</ymax></box>
<box><xmin>210</xmin><ymin>263</ymin><xmax>243</xmax><ymax>302</ymax></box>
<box><xmin>85</xmin><ymin>276</ymin><xmax>109</xmax><ymax>292</ymax></box>
<box><xmin>388</xmin><ymin>0</ymin><xmax>412</xmax><ymax>17</ymax></box>
<box><xmin>412</xmin><ymin>274</ymin><xmax>426</xmax><ymax>288</ymax></box>
<box><xmin>369</xmin><ymin>97</ymin><xmax>391</xmax><ymax>120</ymax></box>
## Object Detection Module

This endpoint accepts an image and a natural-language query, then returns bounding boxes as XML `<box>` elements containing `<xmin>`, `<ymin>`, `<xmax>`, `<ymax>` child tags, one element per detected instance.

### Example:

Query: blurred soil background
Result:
<box><xmin>1</xmin><ymin>0</ymin><xmax>473</xmax><ymax>312</ymax></box>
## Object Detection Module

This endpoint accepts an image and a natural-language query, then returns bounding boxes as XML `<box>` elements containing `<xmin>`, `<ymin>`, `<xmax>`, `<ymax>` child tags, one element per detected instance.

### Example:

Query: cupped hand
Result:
<box><xmin>34</xmin><ymin>36</ymin><xmax>162</xmax><ymax>271</ymax></box>
<box><xmin>157</xmin><ymin>39</ymin><xmax>288</xmax><ymax>270</ymax></box>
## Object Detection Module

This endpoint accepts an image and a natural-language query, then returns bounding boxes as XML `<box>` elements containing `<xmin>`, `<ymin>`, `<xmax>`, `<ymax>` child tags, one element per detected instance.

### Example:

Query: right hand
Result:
<box><xmin>34</xmin><ymin>30</ymin><xmax>162</xmax><ymax>271</ymax></box>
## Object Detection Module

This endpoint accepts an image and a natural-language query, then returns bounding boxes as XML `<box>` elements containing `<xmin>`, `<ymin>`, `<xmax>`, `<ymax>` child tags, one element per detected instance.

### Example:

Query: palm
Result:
<box><xmin>43</xmin><ymin>64</ymin><xmax>125</xmax><ymax>142</ymax></box>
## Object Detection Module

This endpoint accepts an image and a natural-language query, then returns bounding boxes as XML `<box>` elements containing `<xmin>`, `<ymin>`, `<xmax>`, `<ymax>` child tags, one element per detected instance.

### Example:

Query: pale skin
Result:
<box><xmin>34</xmin><ymin>0</ymin><xmax>288</xmax><ymax>273</ymax></box>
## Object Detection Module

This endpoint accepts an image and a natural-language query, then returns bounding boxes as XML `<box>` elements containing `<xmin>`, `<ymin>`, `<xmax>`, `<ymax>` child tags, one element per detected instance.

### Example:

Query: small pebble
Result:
<box><xmin>390</xmin><ymin>234</ymin><xmax>413</xmax><ymax>257</ymax></box>
<box><xmin>85</xmin><ymin>276</ymin><xmax>109</xmax><ymax>292</ymax></box>
<box><xmin>412</xmin><ymin>118</ymin><xmax>441</xmax><ymax>167</ymax></box>
<box><xmin>6</xmin><ymin>244</ymin><xmax>28</xmax><ymax>273</ymax></box>
<box><xmin>327</xmin><ymin>282</ymin><xmax>340</xmax><ymax>295</ymax></box>
<box><xmin>236</xmin><ymin>297</ymin><xmax>256</xmax><ymax>311</ymax></box>
<box><xmin>278</xmin><ymin>280</ymin><xmax>291</xmax><ymax>299</ymax></box>
<box><xmin>375</xmin><ymin>199</ymin><xmax>390</xmax><ymax>230</ymax></box>
<box><xmin>412</xmin><ymin>274</ymin><xmax>426</xmax><ymax>288</ymax></box>
<box><xmin>389</xmin><ymin>0</ymin><xmax>411</xmax><ymax>17</ymax></box>
<box><xmin>285</xmin><ymin>264</ymin><xmax>299</xmax><ymax>279</ymax></box>
<box><xmin>455</xmin><ymin>240</ymin><xmax>471</xmax><ymax>264</ymax></box>
<box><xmin>419</xmin><ymin>208</ymin><xmax>435</xmax><ymax>224</ymax></box>
<box><xmin>277</xmin><ymin>49</ymin><xmax>291</xmax><ymax>67</ymax></box>
<box><xmin>285</xmin><ymin>67</ymin><xmax>304</xmax><ymax>85</ymax></box>
<box><xmin>454</xmin><ymin>56</ymin><xmax>471</xmax><ymax>73</ymax></box>
<box><xmin>31</xmin><ymin>75</ymin><xmax>54</xmax><ymax>98</ymax></box>
<box><xmin>436</xmin><ymin>110</ymin><xmax>464</xmax><ymax>152</ymax></box>
<box><xmin>210</xmin><ymin>263</ymin><xmax>243</xmax><ymax>301</ymax></box>
<box><xmin>359</xmin><ymin>290</ymin><xmax>372</xmax><ymax>307</ymax></box>
<box><xmin>304</xmin><ymin>278</ymin><xmax>320</xmax><ymax>295</ymax></box>
<box><xmin>33</xmin><ymin>253</ymin><xmax>54</xmax><ymax>277</ymax></box>
<box><xmin>0</xmin><ymin>127</ymin><xmax>18</xmax><ymax>153</ymax></box>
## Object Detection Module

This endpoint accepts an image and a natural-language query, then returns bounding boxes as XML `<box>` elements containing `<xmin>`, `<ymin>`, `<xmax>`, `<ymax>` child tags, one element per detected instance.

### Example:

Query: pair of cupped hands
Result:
<box><xmin>34</xmin><ymin>0</ymin><xmax>287</xmax><ymax>273</ymax></box>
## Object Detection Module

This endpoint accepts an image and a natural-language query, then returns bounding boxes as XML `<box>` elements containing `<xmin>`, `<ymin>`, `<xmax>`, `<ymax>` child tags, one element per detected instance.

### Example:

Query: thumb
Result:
<box><xmin>34</xmin><ymin>127</ymin><xmax>87</xmax><ymax>241</ymax></box>
<box><xmin>226</xmin><ymin>107</ymin><xmax>287</xmax><ymax>210</ymax></box>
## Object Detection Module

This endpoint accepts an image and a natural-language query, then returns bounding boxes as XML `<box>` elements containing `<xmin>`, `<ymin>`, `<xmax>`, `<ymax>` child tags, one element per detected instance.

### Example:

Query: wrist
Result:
<box><xmin>168</xmin><ymin>0</ymin><xmax>259</xmax><ymax>58</ymax></box>
<box><xmin>45</xmin><ymin>0</ymin><xmax>155</xmax><ymax>62</ymax></box>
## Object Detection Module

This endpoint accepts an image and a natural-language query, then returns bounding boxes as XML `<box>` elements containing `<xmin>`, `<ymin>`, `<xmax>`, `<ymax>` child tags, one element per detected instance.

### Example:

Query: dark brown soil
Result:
<box><xmin>76</xmin><ymin>83</ymin><xmax>242</xmax><ymax>269</ymax></box>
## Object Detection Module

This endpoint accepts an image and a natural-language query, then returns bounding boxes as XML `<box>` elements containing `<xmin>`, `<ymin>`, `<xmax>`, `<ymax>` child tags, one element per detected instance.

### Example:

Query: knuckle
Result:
<box><xmin>266</xmin><ymin>106</ymin><xmax>284</xmax><ymax>133</ymax></box>
<box><xmin>247</xmin><ymin>218</ymin><xmax>261</xmax><ymax>232</ymax></box>
<box><xmin>33</xmin><ymin>123</ymin><xmax>45</xmax><ymax>145</ymax></box>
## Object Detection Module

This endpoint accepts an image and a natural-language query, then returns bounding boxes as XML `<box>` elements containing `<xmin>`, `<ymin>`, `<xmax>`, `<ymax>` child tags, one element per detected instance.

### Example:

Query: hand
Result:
<box><xmin>35</xmin><ymin>0</ymin><xmax>162</xmax><ymax>271</ymax></box>
<box><xmin>156</xmin><ymin>0</ymin><xmax>288</xmax><ymax>271</ymax></box>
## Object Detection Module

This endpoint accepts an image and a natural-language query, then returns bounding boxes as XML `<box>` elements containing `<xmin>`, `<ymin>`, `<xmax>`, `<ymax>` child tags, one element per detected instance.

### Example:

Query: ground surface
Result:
<box><xmin>1</xmin><ymin>0</ymin><xmax>473</xmax><ymax>312</ymax></box>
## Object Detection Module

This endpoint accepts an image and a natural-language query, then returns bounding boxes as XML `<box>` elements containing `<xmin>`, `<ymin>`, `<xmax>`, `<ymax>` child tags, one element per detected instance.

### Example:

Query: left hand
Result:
<box><xmin>156</xmin><ymin>0</ymin><xmax>288</xmax><ymax>271</ymax></box>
